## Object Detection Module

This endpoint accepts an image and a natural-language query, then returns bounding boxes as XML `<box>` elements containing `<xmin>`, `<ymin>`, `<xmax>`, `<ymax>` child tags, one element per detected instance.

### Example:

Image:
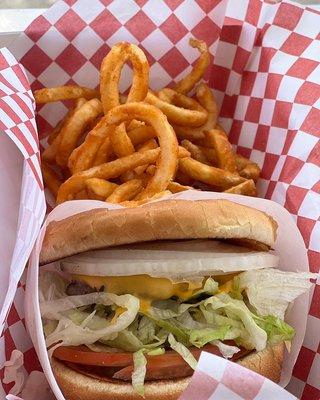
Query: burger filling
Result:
<box><xmin>40</xmin><ymin>266</ymin><xmax>314</xmax><ymax>396</ymax></box>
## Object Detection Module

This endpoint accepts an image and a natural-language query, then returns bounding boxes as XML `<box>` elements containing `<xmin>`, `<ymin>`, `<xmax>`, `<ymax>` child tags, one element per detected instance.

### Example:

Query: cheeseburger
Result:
<box><xmin>39</xmin><ymin>199</ymin><xmax>314</xmax><ymax>399</ymax></box>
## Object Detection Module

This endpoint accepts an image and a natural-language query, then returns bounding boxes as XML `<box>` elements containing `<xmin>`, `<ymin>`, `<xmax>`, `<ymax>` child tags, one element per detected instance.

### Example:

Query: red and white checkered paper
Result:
<box><xmin>0</xmin><ymin>0</ymin><xmax>319</xmax><ymax>398</ymax></box>
<box><xmin>181</xmin><ymin>351</ymin><xmax>298</xmax><ymax>400</ymax></box>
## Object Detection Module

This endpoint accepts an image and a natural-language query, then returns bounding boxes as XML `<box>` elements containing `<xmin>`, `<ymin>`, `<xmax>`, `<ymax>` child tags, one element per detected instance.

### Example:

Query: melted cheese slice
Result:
<box><xmin>72</xmin><ymin>274</ymin><xmax>204</xmax><ymax>302</ymax></box>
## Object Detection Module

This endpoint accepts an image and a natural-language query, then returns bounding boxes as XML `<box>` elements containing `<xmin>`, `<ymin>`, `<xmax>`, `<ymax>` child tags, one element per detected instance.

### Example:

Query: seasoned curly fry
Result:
<box><xmin>111</xmin><ymin>123</ymin><xmax>135</xmax><ymax>157</ymax></box>
<box><xmin>174</xmin><ymin>83</ymin><xmax>218</xmax><ymax>141</ymax></box>
<box><xmin>56</xmin><ymin>98</ymin><xmax>103</xmax><ymax>168</ymax></box>
<box><xmin>145</xmin><ymin>90</ymin><xmax>207</xmax><ymax>127</ymax></box>
<box><xmin>134</xmin><ymin>139</ymin><xmax>158</xmax><ymax>175</ymax></box>
<box><xmin>224</xmin><ymin>179</ymin><xmax>257</xmax><ymax>196</ymax></box>
<box><xmin>85</xmin><ymin>178</ymin><xmax>118</xmax><ymax>199</ymax></box>
<box><xmin>235</xmin><ymin>154</ymin><xmax>261</xmax><ymax>182</ymax></box>
<box><xmin>181</xmin><ymin>139</ymin><xmax>209</xmax><ymax>165</ymax></box>
<box><xmin>204</xmin><ymin>129</ymin><xmax>237</xmax><ymax>173</ymax></box>
<box><xmin>179</xmin><ymin>157</ymin><xmax>246</xmax><ymax>189</ymax></box>
<box><xmin>41</xmin><ymin>162</ymin><xmax>62</xmax><ymax>198</ymax></box>
<box><xmin>167</xmin><ymin>181</ymin><xmax>193</xmax><ymax>193</ymax></box>
<box><xmin>106</xmin><ymin>103</ymin><xmax>178</xmax><ymax>200</ymax></box>
<box><xmin>40</xmin><ymin>40</ymin><xmax>262</xmax><ymax>205</ymax></box>
<box><xmin>68</xmin><ymin>117</ymin><xmax>112</xmax><ymax>174</ymax></box>
<box><xmin>43</xmin><ymin>99</ymin><xmax>87</xmax><ymax>163</ymax></box>
<box><xmin>127</xmin><ymin>125</ymin><xmax>156</xmax><ymax>146</ymax></box>
<box><xmin>48</xmin><ymin>98</ymin><xmax>87</xmax><ymax>145</ymax></box>
<box><xmin>57</xmin><ymin>148</ymin><xmax>161</xmax><ymax>203</ymax></box>
<box><xmin>34</xmin><ymin>86</ymin><xmax>99</xmax><ymax>103</ymax></box>
<box><xmin>93</xmin><ymin>136</ymin><xmax>113</xmax><ymax>166</ymax></box>
<box><xmin>145</xmin><ymin>164</ymin><xmax>156</xmax><ymax>176</ymax></box>
<box><xmin>198</xmin><ymin>145</ymin><xmax>218</xmax><ymax>165</ymax></box>
<box><xmin>106</xmin><ymin>179</ymin><xmax>143</xmax><ymax>203</ymax></box>
<box><xmin>174</xmin><ymin>39</ymin><xmax>211</xmax><ymax>94</ymax></box>
<box><xmin>100</xmin><ymin>42</ymin><xmax>149</xmax><ymax>113</ymax></box>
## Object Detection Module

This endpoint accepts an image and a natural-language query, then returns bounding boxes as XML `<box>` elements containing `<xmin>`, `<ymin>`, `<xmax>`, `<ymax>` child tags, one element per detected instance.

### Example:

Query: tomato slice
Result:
<box><xmin>53</xmin><ymin>341</ymin><xmax>248</xmax><ymax>368</ymax></box>
<box><xmin>53</xmin><ymin>345</ymin><xmax>133</xmax><ymax>367</ymax></box>
<box><xmin>56</xmin><ymin>343</ymin><xmax>251</xmax><ymax>381</ymax></box>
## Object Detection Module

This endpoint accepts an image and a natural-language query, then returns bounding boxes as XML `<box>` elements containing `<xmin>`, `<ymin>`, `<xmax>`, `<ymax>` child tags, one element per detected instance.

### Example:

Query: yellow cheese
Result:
<box><xmin>218</xmin><ymin>279</ymin><xmax>234</xmax><ymax>293</ymax></box>
<box><xmin>72</xmin><ymin>274</ymin><xmax>203</xmax><ymax>302</ymax></box>
<box><xmin>111</xmin><ymin>307</ymin><xmax>125</xmax><ymax>324</ymax></box>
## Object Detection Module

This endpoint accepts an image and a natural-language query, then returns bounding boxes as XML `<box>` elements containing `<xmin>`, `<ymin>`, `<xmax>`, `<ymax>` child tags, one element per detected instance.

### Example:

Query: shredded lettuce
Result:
<box><xmin>132</xmin><ymin>350</ymin><xmax>147</xmax><ymax>396</ymax></box>
<box><xmin>211</xmin><ymin>340</ymin><xmax>240</xmax><ymax>359</ymax></box>
<box><xmin>40</xmin><ymin>272</ymin><xmax>140</xmax><ymax>349</ymax></box>
<box><xmin>238</xmin><ymin>269</ymin><xmax>315</xmax><ymax>319</ymax></box>
<box><xmin>168</xmin><ymin>334</ymin><xmax>197</xmax><ymax>370</ymax></box>
<box><xmin>189</xmin><ymin>326</ymin><xmax>229</xmax><ymax>348</ymax></box>
<box><xmin>203</xmin><ymin>294</ymin><xmax>268</xmax><ymax>351</ymax></box>
<box><xmin>184</xmin><ymin>277</ymin><xmax>218</xmax><ymax>300</ymax></box>
<box><xmin>101</xmin><ymin>330</ymin><xmax>144</xmax><ymax>352</ymax></box>
<box><xmin>137</xmin><ymin>316</ymin><xmax>155</xmax><ymax>343</ymax></box>
<box><xmin>146</xmin><ymin>315</ymin><xmax>189</xmax><ymax>346</ymax></box>
<box><xmin>147</xmin><ymin>348</ymin><xmax>165</xmax><ymax>356</ymax></box>
<box><xmin>254</xmin><ymin>315</ymin><xmax>295</xmax><ymax>345</ymax></box>
<box><xmin>40</xmin><ymin>268</ymin><xmax>315</xmax><ymax>397</ymax></box>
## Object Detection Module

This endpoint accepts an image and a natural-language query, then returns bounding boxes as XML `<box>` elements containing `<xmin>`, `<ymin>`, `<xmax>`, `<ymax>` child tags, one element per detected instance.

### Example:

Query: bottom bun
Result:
<box><xmin>51</xmin><ymin>342</ymin><xmax>284</xmax><ymax>400</ymax></box>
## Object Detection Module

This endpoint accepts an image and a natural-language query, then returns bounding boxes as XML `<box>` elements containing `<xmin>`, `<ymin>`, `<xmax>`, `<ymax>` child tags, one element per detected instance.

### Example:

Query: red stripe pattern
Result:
<box><xmin>1</xmin><ymin>0</ymin><xmax>319</xmax><ymax>398</ymax></box>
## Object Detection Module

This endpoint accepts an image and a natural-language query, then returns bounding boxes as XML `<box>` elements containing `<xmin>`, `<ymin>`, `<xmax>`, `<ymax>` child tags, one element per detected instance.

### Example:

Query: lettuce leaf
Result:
<box><xmin>238</xmin><ymin>269</ymin><xmax>315</xmax><ymax>319</ymax></box>
<box><xmin>132</xmin><ymin>350</ymin><xmax>147</xmax><ymax>396</ymax></box>
<box><xmin>146</xmin><ymin>315</ymin><xmax>189</xmax><ymax>346</ymax></box>
<box><xmin>211</xmin><ymin>340</ymin><xmax>240</xmax><ymax>358</ymax></box>
<box><xmin>189</xmin><ymin>326</ymin><xmax>229</xmax><ymax>348</ymax></box>
<box><xmin>203</xmin><ymin>294</ymin><xmax>267</xmax><ymax>351</ymax></box>
<box><xmin>168</xmin><ymin>334</ymin><xmax>197</xmax><ymax>369</ymax></box>
<box><xmin>253</xmin><ymin>315</ymin><xmax>295</xmax><ymax>345</ymax></box>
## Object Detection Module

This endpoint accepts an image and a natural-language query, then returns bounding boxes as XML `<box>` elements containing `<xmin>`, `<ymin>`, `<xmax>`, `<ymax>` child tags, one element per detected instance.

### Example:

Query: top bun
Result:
<box><xmin>40</xmin><ymin>199</ymin><xmax>277</xmax><ymax>265</ymax></box>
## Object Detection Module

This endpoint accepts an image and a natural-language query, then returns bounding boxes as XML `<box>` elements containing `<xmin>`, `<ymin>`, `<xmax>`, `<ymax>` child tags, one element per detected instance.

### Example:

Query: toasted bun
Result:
<box><xmin>40</xmin><ymin>199</ymin><xmax>277</xmax><ymax>265</ymax></box>
<box><xmin>51</xmin><ymin>343</ymin><xmax>284</xmax><ymax>400</ymax></box>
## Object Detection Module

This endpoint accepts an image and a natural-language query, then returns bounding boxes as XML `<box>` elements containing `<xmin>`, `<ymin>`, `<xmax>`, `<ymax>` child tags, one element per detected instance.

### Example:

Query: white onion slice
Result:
<box><xmin>60</xmin><ymin>240</ymin><xmax>279</xmax><ymax>279</ymax></box>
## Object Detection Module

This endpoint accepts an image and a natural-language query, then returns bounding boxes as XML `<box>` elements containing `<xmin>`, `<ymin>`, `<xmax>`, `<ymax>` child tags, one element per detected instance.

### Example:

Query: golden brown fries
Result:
<box><xmin>198</xmin><ymin>145</ymin><xmax>218</xmax><ymax>165</ymax></box>
<box><xmin>34</xmin><ymin>86</ymin><xmax>99</xmax><ymax>103</ymax></box>
<box><xmin>167</xmin><ymin>182</ymin><xmax>193</xmax><ymax>193</ymax></box>
<box><xmin>134</xmin><ymin>139</ymin><xmax>158</xmax><ymax>175</ymax></box>
<box><xmin>93</xmin><ymin>136</ymin><xmax>112</xmax><ymax>166</ymax></box>
<box><xmin>174</xmin><ymin>83</ymin><xmax>218</xmax><ymax>141</ymax></box>
<box><xmin>41</xmin><ymin>162</ymin><xmax>62</xmax><ymax>198</ymax></box>
<box><xmin>179</xmin><ymin>157</ymin><xmax>246</xmax><ymax>189</ymax></box>
<box><xmin>204</xmin><ymin>129</ymin><xmax>237</xmax><ymax>173</ymax></box>
<box><xmin>235</xmin><ymin>154</ymin><xmax>261</xmax><ymax>182</ymax></box>
<box><xmin>100</xmin><ymin>42</ymin><xmax>149</xmax><ymax>113</ymax></box>
<box><xmin>85</xmin><ymin>178</ymin><xmax>118</xmax><ymax>199</ymax></box>
<box><xmin>106</xmin><ymin>103</ymin><xmax>178</xmax><ymax>200</ymax></box>
<box><xmin>174</xmin><ymin>39</ymin><xmax>211</xmax><ymax>94</ymax></box>
<box><xmin>224</xmin><ymin>179</ymin><xmax>257</xmax><ymax>196</ymax></box>
<box><xmin>145</xmin><ymin>90</ymin><xmax>207</xmax><ymax>127</ymax></box>
<box><xmin>38</xmin><ymin>38</ymin><xmax>261</xmax><ymax>207</ymax></box>
<box><xmin>56</xmin><ymin>98</ymin><xmax>103</xmax><ymax>167</ymax></box>
<box><xmin>107</xmin><ymin>179</ymin><xmax>143</xmax><ymax>203</ymax></box>
<box><xmin>111</xmin><ymin>123</ymin><xmax>135</xmax><ymax>157</ymax></box>
<box><xmin>43</xmin><ymin>98</ymin><xmax>87</xmax><ymax>162</ymax></box>
<box><xmin>181</xmin><ymin>139</ymin><xmax>210</xmax><ymax>165</ymax></box>
<box><xmin>69</xmin><ymin>117</ymin><xmax>111</xmax><ymax>174</ymax></box>
<box><xmin>127</xmin><ymin>125</ymin><xmax>156</xmax><ymax>146</ymax></box>
<box><xmin>57</xmin><ymin>148</ymin><xmax>161</xmax><ymax>203</ymax></box>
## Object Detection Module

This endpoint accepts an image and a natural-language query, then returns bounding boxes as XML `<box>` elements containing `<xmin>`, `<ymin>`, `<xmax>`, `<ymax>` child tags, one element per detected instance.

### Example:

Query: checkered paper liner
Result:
<box><xmin>181</xmin><ymin>351</ymin><xmax>298</xmax><ymax>400</ymax></box>
<box><xmin>0</xmin><ymin>0</ymin><xmax>318</xmax><ymax>398</ymax></box>
<box><xmin>0</xmin><ymin>47</ymin><xmax>46</xmax><ymax>398</ymax></box>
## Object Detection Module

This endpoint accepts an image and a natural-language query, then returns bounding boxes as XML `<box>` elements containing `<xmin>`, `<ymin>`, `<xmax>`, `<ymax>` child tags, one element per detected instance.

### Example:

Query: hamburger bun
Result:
<box><xmin>40</xmin><ymin>199</ymin><xmax>277</xmax><ymax>265</ymax></box>
<box><xmin>51</xmin><ymin>342</ymin><xmax>284</xmax><ymax>400</ymax></box>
